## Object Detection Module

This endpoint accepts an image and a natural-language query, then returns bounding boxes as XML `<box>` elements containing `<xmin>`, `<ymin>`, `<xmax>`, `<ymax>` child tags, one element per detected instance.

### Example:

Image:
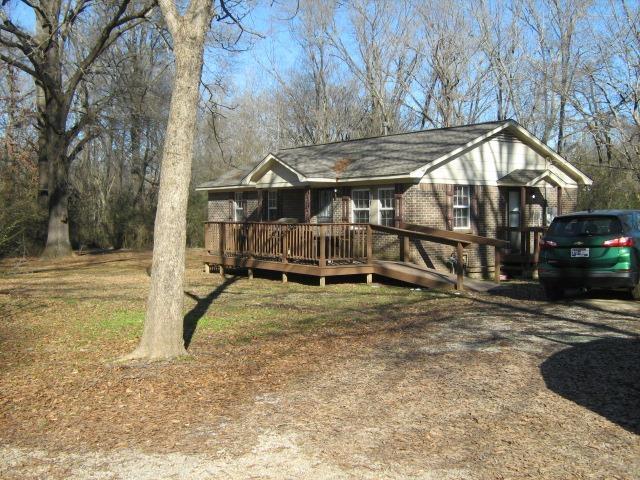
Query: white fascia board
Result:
<box><xmin>410</xmin><ymin>122</ymin><xmax>512</xmax><ymax>178</ymax></box>
<box><xmin>508</xmin><ymin>124</ymin><xmax>593</xmax><ymax>185</ymax></box>
<box><xmin>524</xmin><ymin>170</ymin><xmax>564</xmax><ymax>187</ymax></box>
<box><xmin>241</xmin><ymin>153</ymin><xmax>306</xmax><ymax>185</ymax></box>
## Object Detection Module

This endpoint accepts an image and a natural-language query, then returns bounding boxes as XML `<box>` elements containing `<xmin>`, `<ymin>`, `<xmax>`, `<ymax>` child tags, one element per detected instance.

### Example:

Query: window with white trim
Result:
<box><xmin>267</xmin><ymin>190</ymin><xmax>278</xmax><ymax>220</ymax></box>
<box><xmin>234</xmin><ymin>192</ymin><xmax>245</xmax><ymax>221</ymax></box>
<box><xmin>352</xmin><ymin>189</ymin><xmax>370</xmax><ymax>223</ymax></box>
<box><xmin>453</xmin><ymin>186</ymin><xmax>470</xmax><ymax>229</ymax></box>
<box><xmin>378</xmin><ymin>188</ymin><xmax>395</xmax><ymax>226</ymax></box>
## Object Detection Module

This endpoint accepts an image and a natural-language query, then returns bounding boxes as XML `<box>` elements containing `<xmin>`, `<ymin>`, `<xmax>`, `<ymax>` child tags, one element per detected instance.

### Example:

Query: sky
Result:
<box><xmin>203</xmin><ymin>1</ymin><xmax>302</xmax><ymax>92</ymax></box>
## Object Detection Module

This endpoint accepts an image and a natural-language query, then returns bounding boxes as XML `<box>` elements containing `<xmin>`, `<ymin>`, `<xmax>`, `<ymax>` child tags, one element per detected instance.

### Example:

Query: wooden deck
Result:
<box><xmin>203</xmin><ymin>221</ymin><xmax>508</xmax><ymax>291</ymax></box>
<box><xmin>202</xmin><ymin>253</ymin><xmax>498</xmax><ymax>292</ymax></box>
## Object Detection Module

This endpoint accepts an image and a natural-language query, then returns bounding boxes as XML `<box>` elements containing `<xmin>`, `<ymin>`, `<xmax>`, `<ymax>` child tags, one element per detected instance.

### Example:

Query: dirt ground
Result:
<box><xmin>0</xmin><ymin>250</ymin><xmax>638</xmax><ymax>479</ymax></box>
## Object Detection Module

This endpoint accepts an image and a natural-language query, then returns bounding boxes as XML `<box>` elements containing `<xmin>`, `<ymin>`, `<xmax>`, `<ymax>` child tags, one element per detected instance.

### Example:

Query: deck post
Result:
<box><xmin>319</xmin><ymin>276</ymin><xmax>325</xmax><ymax>287</ymax></box>
<box><xmin>494</xmin><ymin>248</ymin><xmax>501</xmax><ymax>283</ymax></box>
<box><xmin>247</xmin><ymin>224</ymin><xmax>253</xmax><ymax>259</ymax></box>
<box><xmin>319</xmin><ymin>224</ymin><xmax>327</xmax><ymax>267</ymax></box>
<box><xmin>366</xmin><ymin>273</ymin><xmax>373</xmax><ymax>284</ymax></box>
<box><xmin>281</xmin><ymin>225</ymin><xmax>288</xmax><ymax>264</ymax></box>
<box><xmin>304</xmin><ymin>188</ymin><xmax>311</xmax><ymax>223</ymax></box>
<box><xmin>366</xmin><ymin>224</ymin><xmax>373</xmax><ymax>264</ymax></box>
<box><xmin>219</xmin><ymin>222</ymin><xmax>226</xmax><ymax>257</ymax></box>
<box><xmin>556</xmin><ymin>186</ymin><xmax>563</xmax><ymax>215</ymax></box>
<box><xmin>248</xmin><ymin>268</ymin><xmax>253</xmax><ymax>280</ymax></box>
<box><xmin>456</xmin><ymin>241</ymin><xmax>464</xmax><ymax>291</ymax></box>
<box><xmin>532</xmin><ymin>231</ymin><xmax>541</xmax><ymax>279</ymax></box>
<box><xmin>282</xmin><ymin>272</ymin><xmax>288</xmax><ymax>283</ymax></box>
<box><xmin>398</xmin><ymin>222</ymin><xmax>410</xmax><ymax>262</ymax></box>
<box><xmin>219</xmin><ymin>266</ymin><xmax>225</xmax><ymax>278</ymax></box>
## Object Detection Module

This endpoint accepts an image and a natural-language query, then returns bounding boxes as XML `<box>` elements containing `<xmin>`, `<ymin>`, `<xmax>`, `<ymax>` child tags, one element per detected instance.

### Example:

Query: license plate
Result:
<box><xmin>571</xmin><ymin>248</ymin><xmax>589</xmax><ymax>258</ymax></box>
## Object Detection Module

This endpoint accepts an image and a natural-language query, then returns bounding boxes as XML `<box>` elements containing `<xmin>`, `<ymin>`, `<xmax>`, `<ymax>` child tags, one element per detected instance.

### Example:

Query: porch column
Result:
<box><xmin>256</xmin><ymin>190</ymin><xmax>264</xmax><ymax>221</ymax></box>
<box><xmin>519</xmin><ymin>186</ymin><xmax>526</xmax><ymax>231</ymax></box>
<box><xmin>304</xmin><ymin>187</ymin><xmax>311</xmax><ymax>223</ymax></box>
<box><xmin>520</xmin><ymin>185</ymin><xmax>528</xmax><ymax>258</ymax></box>
<box><xmin>556</xmin><ymin>186</ymin><xmax>563</xmax><ymax>215</ymax></box>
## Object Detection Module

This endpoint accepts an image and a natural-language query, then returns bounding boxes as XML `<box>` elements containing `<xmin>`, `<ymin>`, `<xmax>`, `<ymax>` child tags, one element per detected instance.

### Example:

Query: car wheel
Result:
<box><xmin>630</xmin><ymin>281</ymin><xmax>640</xmax><ymax>301</ymax></box>
<box><xmin>543</xmin><ymin>284</ymin><xmax>564</xmax><ymax>301</ymax></box>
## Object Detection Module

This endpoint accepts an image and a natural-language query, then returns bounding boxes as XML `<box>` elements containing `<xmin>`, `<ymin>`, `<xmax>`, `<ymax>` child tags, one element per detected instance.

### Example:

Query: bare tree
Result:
<box><xmin>125</xmin><ymin>0</ymin><xmax>216</xmax><ymax>360</ymax></box>
<box><xmin>0</xmin><ymin>0</ymin><xmax>154</xmax><ymax>257</ymax></box>
<box><xmin>410</xmin><ymin>1</ymin><xmax>491</xmax><ymax>128</ymax></box>
<box><xmin>326</xmin><ymin>0</ymin><xmax>418</xmax><ymax>135</ymax></box>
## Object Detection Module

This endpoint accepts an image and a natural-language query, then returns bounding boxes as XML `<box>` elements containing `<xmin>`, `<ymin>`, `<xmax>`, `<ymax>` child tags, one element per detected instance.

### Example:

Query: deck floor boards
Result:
<box><xmin>204</xmin><ymin>254</ymin><xmax>498</xmax><ymax>292</ymax></box>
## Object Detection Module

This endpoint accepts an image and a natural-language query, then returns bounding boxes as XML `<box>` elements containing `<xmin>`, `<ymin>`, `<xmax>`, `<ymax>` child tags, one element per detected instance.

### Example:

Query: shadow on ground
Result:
<box><xmin>183</xmin><ymin>276</ymin><xmax>239</xmax><ymax>348</ymax></box>
<box><xmin>540</xmin><ymin>337</ymin><xmax>640</xmax><ymax>434</ymax></box>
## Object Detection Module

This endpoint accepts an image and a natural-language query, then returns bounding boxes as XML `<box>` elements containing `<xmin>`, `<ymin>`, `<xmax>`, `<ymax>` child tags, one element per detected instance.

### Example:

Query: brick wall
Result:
<box><xmin>400</xmin><ymin>184</ymin><xmax>502</xmax><ymax>277</ymax></box>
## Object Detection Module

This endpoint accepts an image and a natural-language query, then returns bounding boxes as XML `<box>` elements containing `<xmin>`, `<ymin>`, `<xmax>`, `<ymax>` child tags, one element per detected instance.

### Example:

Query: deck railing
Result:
<box><xmin>205</xmin><ymin>221</ymin><xmax>372</xmax><ymax>266</ymax></box>
<box><xmin>204</xmin><ymin>221</ymin><xmax>509</xmax><ymax>290</ymax></box>
<box><xmin>497</xmin><ymin>226</ymin><xmax>547</xmax><ymax>266</ymax></box>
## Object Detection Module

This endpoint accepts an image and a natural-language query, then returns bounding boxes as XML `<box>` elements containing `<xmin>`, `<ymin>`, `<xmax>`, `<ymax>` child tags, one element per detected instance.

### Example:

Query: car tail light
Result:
<box><xmin>540</xmin><ymin>239</ymin><xmax>557</xmax><ymax>249</ymax></box>
<box><xmin>603</xmin><ymin>237</ymin><xmax>634</xmax><ymax>247</ymax></box>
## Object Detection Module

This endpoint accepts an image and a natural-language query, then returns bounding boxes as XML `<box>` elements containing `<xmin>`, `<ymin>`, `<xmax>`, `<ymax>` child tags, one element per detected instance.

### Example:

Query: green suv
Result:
<box><xmin>538</xmin><ymin>210</ymin><xmax>640</xmax><ymax>300</ymax></box>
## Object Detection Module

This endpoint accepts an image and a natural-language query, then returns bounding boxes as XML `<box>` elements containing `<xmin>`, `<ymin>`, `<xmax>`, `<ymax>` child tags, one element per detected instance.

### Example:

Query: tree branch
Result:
<box><xmin>157</xmin><ymin>0</ymin><xmax>180</xmax><ymax>37</ymax></box>
<box><xmin>0</xmin><ymin>52</ymin><xmax>37</xmax><ymax>77</ymax></box>
<box><xmin>65</xmin><ymin>0</ymin><xmax>155</xmax><ymax>100</ymax></box>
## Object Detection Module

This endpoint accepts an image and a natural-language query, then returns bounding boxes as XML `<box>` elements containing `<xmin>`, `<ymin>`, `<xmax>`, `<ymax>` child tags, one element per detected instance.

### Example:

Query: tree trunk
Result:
<box><xmin>42</xmin><ymin>123</ymin><xmax>72</xmax><ymax>258</ymax></box>
<box><xmin>126</xmin><ymin>30</ymin><xmax>208</xmax><ymax>359</ymax></box>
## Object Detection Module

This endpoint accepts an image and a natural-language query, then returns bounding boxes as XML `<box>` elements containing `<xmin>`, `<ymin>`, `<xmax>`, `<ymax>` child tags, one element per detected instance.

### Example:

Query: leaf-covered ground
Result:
<box><xmin>0</xmin><ymin>250</ymin><xmax>638</xmax><ymax>479</ymax></box>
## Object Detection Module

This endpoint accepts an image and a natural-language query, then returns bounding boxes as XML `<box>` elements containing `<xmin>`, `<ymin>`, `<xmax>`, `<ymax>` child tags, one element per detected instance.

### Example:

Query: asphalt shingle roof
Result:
<box><xmin>198</xmin><ymin>120</ymin><xmax>513</xmax><ymax>189</ymax></box>
<box><xmin>276</xmin><ymin>121</ymin><xmax>510</xmax><ymax>179</ymax></box>
<box><xmin>197</xmin><ymin>166</ymin><xmax>251</xmax><ymax>189</ymax></box>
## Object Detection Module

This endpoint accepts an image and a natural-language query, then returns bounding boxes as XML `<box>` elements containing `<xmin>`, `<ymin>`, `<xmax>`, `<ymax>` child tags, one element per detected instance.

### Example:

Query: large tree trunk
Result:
<box><xmin>41</xmin><ymin>121</ymin><xmax>73</xmax><ymax>258</ymax></box>
<box><xmin>126</xmin><ymin>12</ymin><xmax>210</xmax><ymax>359</ymax></box>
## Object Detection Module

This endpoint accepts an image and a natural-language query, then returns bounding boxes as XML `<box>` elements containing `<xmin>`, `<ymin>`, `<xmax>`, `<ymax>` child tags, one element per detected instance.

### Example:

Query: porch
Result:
<box><xmin>203</xmin><ymin>221</ymin><xmax>508</xmax><ymax>291</ymax></box>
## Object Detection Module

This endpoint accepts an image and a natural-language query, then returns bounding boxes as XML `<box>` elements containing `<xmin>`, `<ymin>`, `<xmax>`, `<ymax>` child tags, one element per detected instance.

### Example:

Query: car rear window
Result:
<box><xmin>548</xmin><ymin>216</ymin><xmax>623</xmax><ymax>237</ymax></box>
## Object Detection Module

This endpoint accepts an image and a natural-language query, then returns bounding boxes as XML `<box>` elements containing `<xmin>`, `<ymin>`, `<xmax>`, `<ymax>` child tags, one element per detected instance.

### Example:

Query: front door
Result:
<box><xmin>508</xmin><ymin>190</ymin><xmax>522</xmax><ymax>252</ymax></box>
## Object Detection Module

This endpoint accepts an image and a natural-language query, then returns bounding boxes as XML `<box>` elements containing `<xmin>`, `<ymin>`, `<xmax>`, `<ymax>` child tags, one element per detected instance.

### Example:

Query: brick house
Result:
<box><xmin>197</xmin><ymin>120</ymin><xmax>591</xmax><ymax>278</ymax></box>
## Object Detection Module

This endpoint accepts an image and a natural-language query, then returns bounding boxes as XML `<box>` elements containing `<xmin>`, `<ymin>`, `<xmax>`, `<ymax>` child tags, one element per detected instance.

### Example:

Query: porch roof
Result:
<box><xmin>497</xmin><ymin>169</ymin><xmax>565</xmax><ymax>187</ymax></box>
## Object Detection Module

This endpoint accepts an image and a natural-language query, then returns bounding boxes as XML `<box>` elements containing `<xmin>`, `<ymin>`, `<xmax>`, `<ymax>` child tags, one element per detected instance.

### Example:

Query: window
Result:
<box><xmin>267</xmin><ymin>190</ymin><xmax>278</xmax><ymax>220</ymax></box>
<box><xmin>378</xmin><ymin>188</ymin><xmax>395</xmax><ymax>226</ymax></box>
<box><xmin>234</xmin><ymin>192</ymin><xmax>245</xmax><ymax>221</ymax></box>
<box><xmin>548</xmin><ymin>216</ymin><xmax>622</xmax><ymax>237</ymax></box>
<box><xmin>453</xmin><ymin>186</ymin><xmax>470</xmax><ymax>229</ymax></box>
<box><xmin>318</xmin><ymin>189</ymin><xmax>333</xmax><ymax>223</ymax></box>
<box><xmin>352</xmin><ymin>189</ymin><xmax>370</xmax><ymax>223</ymax></box>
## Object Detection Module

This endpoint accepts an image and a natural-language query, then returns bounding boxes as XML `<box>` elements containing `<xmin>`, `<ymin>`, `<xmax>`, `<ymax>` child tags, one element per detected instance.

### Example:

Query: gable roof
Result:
<box><xmin>197</xmin><ymin>120</ymin><xmax>591</xmax><ymax>191</ymax></box>
<box><xmin>274</xmin><ymin>120</ymin><xmax>508</xmax><ymax>179</ymax></box>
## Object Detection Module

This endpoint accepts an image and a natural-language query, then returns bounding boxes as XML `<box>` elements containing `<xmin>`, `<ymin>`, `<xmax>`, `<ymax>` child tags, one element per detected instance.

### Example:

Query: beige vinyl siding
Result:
<box><xmin>254</xmin><ymin>162</ymin><xmax>302</xmax><ymax>188</ymax></box>
<box><xmin>420</xmin><ymin>134</ymin><xmax>578</xmax><ymax>187</ymax></box>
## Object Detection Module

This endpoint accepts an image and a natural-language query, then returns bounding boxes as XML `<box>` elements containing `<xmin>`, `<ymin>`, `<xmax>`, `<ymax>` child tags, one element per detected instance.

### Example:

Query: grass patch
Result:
<box><xmin>78</xmin><ymin>309</ymin><xmax>145</xmax><ymax>340</ymax></box>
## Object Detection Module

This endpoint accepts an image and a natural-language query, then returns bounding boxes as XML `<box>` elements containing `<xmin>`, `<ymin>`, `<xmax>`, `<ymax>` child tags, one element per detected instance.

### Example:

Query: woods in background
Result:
<box><xmin>1</xmin><ymin>0</ymin><xmax>639</xmax><ymax>258</ymax></box>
